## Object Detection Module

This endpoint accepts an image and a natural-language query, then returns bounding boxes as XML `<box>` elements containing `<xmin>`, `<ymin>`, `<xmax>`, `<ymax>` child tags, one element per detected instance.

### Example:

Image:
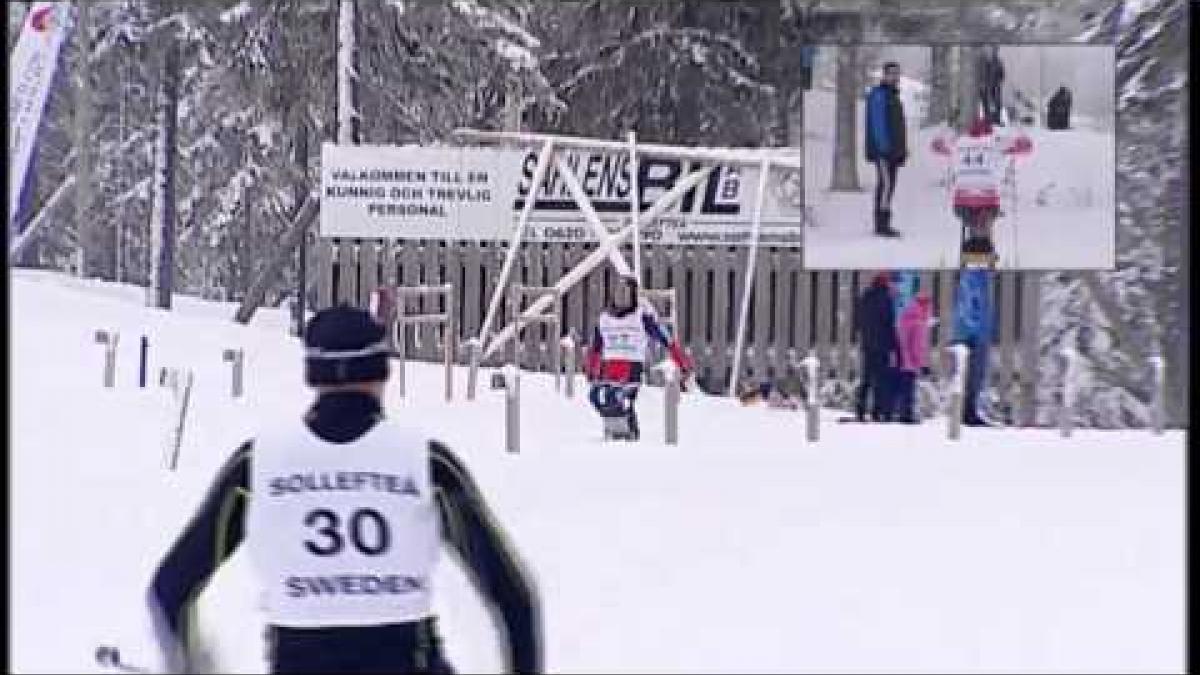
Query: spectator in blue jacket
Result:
<box><xmin>865</xmin><ymin>61</ymin><xmax>908</xmax><ymax>238</ymax></box>
<box><xmin>953</xmin><ymin>269</ymin><xmax>995</xmax><ymax>426</ymax></box>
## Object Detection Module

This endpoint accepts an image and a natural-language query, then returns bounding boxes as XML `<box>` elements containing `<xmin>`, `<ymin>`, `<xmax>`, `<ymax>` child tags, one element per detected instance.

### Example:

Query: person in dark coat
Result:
<box><xmin>854</xmin><ymin>272</ymin><xmax>900</xmax><ymax>422</ymax></box>
<box><xmin>1046</xmin><ymin>85</ymin><xmax>1073</xmax><ymax>130</ymax></box>
<box><xmin>977</xmin><ymin>46</ymin><xmax>1006</xmax><ymax>126</ymax></box>
<box><xmin>865</xmin><ymin>61</ymin><xmax>907</xmax><ymax>238</ymax></box>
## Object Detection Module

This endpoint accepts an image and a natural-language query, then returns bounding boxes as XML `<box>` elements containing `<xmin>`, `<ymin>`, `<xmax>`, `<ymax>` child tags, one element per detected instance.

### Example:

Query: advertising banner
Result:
<box><xmin>321</xmin><ymin>143</ymin><xmax>805</xmax><ymax>247</ymax></box>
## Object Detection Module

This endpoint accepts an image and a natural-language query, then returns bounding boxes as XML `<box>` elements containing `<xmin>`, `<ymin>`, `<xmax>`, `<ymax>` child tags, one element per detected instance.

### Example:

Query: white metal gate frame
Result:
<box><xmin>451</xmin><ymin>128</ymin><xmax>803</xmax><ymax>399</ymax></box>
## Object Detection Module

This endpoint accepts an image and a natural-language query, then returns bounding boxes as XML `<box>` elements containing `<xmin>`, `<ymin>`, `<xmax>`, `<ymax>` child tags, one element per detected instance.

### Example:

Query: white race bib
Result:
<box><xmin>598</xmin><ymin>305</ymin><xmax>653</xmax><ymax>362</ymax></box>
<box><xmin>246</xmin><ymin>419</ymin><xmax>439</xmax><ymax>627</ymax></box>
<box><xmin>953</xmin><ymin>136</ymin><xmax>1005</xmax><ymax>192</ymax></box>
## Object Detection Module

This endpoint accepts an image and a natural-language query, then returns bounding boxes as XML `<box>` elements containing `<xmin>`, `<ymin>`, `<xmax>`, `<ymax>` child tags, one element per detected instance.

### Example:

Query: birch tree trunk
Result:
<box><xmin>74</xmin><ymin>0</ymin><xmax>95</xmax><ymax>278</ymax></box>
<box><xmin>956</xmin><ymin>44</ymin><xmax>981</xmax><ymax>130</ymax></box>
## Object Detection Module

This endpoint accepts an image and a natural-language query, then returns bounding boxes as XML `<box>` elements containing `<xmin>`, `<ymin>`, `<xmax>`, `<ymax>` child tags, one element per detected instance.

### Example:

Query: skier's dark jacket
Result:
<box><xmin>855</xmin><ymin>275</ymin><xmax>900</xmax><ymax>357</ymax></box>
<box><xmin>865</xmin><ymin>82</ymin><xmax>907</xmax><ymax>163</ymax></box>
<box><xmin>147</xmin><ymin>391</ymin><xmax>542</xmax><ymax>674</ymax></box>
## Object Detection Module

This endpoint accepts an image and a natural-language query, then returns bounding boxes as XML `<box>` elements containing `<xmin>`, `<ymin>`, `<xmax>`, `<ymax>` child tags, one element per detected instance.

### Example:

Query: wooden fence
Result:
<box><xmin>316</xmin><ymin>238</ymin><xmax>1040</xmax><ymax>423</ymax></box>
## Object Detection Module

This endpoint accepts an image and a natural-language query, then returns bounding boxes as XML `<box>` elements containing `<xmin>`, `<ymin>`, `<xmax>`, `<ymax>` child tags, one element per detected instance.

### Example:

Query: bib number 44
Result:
<box><xmin>303</xmin><ymin>508</ymin><xmax>391</xmax><ymax>556</ymax></box>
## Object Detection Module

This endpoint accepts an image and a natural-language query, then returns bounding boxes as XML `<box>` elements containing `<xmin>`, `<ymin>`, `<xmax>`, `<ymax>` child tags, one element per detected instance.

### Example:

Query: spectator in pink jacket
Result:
<box><xmin>895</xmin><ymin>293</ymin><xmax>933</xmax><ymax>423</ymax></box>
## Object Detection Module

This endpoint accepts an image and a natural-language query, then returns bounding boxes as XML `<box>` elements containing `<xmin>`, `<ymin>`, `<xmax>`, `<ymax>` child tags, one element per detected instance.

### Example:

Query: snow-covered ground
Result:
<box><xmin>803</xmin><ymin>86</ymin><xmax>1115</xmax><ymax>270</ymax></box>
<box><xmin>11</xmin><ymin>269</ymin><xmax>1183</xmax><ymax>673</ymax></box>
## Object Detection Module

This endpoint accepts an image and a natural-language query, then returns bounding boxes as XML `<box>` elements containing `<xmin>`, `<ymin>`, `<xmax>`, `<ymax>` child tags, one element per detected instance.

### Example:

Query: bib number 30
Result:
<box><xmin>303</xmin><ymin>508</ymin><xmax>390</xmax><ymax>556</ymax></box>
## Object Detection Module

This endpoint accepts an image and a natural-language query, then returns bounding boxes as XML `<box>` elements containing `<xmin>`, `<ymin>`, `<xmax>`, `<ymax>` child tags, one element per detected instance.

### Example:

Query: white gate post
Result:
<box><xmin>663</xmin><ymin>361</ymin><xmax>680</xmax><ymax>445</ymax></box>
<box><xmin>948</xmin><ymin>343</ymin><xmax>970</xmax><ymax>440</ymax></box>
<box><xmin>477</xmin><ymin>141</ymin><xmax>555</xmax><ymax>350</ymax></box>
<box><xmin>561</xmin><ymin>334</ymin><xmax>577</xmax><ymax>398</ymax></box>
<box><xmin>466</xmin><ymin>338</ymin><xmax>482</xmax><ymax>401</ymax></box>
<box><xmin>801</xmin><ymin>350</ymin><xmax>820</xmax><ymax>442</ymax></box>
<box><xmin>729</xmin><ymin>157</ymin><xmax>771</xmax><ymax>398</ymax></box>
<box><xmin>504</xmin><ymin>363</ymin><xmax>520</xmax><ymax>454</ymax></box>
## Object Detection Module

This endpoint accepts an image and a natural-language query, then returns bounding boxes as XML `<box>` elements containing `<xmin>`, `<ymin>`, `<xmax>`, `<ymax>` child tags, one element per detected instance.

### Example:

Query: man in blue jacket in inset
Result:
<box><xmin>865</xmin><ymin>61</ymin><xmax>907</xmax><ymax>238</ymax></box>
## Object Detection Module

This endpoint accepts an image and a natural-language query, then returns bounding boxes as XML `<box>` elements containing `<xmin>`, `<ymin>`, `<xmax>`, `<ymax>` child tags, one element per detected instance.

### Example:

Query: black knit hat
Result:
<box><xmin>304</xmin><ymin>305</ymin><xmax>391</xmax><ymax>386</ymax></box>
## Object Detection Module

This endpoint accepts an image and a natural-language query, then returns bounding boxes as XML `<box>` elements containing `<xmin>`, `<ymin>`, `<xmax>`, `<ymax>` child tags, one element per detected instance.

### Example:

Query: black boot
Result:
<box><xmin>876</xmin><ymin>210</ymin><xmax>901</xmax><ymax>238</ymax></box>
<box><xmin>626</xmin><ymin>407</ymin><xmax>640</xmax><ymax>441</ymax></box>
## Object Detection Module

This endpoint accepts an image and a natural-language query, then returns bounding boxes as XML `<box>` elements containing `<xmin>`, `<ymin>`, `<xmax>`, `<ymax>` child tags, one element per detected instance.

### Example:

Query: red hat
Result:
<box><xmin>968</xmin><ymin>114</ymin><xmax>993</xmax><ymax>137</ymax></box>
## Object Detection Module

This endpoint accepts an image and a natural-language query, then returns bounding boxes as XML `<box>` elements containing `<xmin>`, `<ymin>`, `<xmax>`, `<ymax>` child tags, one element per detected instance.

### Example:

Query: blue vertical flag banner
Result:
<box><xmin>13</xmin><ymin>153</ymin><xmax>38</xmax><ymax>242</ymax></box>
<box><xmin>8</xmin><ymin>2</ymin><xmax>73</xmax><ymax>232</ymax></box>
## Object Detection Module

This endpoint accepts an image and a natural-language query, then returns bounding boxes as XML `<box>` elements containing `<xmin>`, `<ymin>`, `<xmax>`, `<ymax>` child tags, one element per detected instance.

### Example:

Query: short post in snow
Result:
<box><xmin>801</xmin><ymin>350</ymin><xmax>820</xmax><ymax>442</ymax></box>
<box><xmin>947</xmin><ymin>343</ymin><xmax>970</xmax><ymax>441</ymax></box>
<box><xmin>139</xmin><ymin>336</ymin><xmax>149</xmax><ymax>388</ymax></box>
<box><xmin>561</xmin><ymin>334</ymin><xmax>577</xmax><ymax>398</ymax></box>
<box><xmin>466</xmin><ymin>338</ymin><xmax>482</xmax><ymax>401</ymax></box>
<box><xmin>94</xmin><ymin>329</ymin><xmax>119</xmax><ymax>388</ymax></box>
<box><xmin>222</xmin><ymin>348</ymin><xmax>244</xmax><ymax>398</ymax></box>
<box><xmin>1149</xmin><ymin>354</ymin><xmax>1165</xmax><ymax>435</ymax></box>
<box><xmin>1059</xmin><ymin>345</ymin><xmax>1078</xmax><ymax>438</ymax></box>
<box><xmin>504</xmin><ymin>363</ymin><xmax>520</xmax><ymax>454</ymax></box>
<box><xmin>662</xmin><ymin>360</ymin><xmax>680</xmax><ymax>445</ymax></box>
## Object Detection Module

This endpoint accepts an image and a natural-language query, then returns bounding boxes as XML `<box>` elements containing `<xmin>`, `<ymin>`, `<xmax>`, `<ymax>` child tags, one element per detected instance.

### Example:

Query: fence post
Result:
<box><xmin>94</xmin><ymin>329</ymin><xmax>119</xmax><ymax>388</ymax></box>
<box><xmin>397</xmin><ymin>321</ymin><xmax>408</xmax><ymax>397</ymax></box>
<box><xmin>1059</xmin><ymin>345</ymin><xmax>1078</xmax><ymax>438</ymax></box>
<box><xmin>552</xmin><ymin>303</ymin><xmax>562</xmax><ymax>392</ymax></box>
<box><xmin>504</xmin><ymin>363</ymin><xmax>520</xmax><ymax>454</ymax></box>
<box><xmin>222</xmin><ymin>348</ymin><xmax>244</xmax><ymax>398</ymax></box>
<box><xmin>664</xmin><ymin>361</ymin><xmax>680</xmax><ymax>445</ymax></box>
<box><xmin>561</xmin><ymin>335</ymin><xmax>576</xmax><ymax>398</ymax></box>
<box><xmin>948</xmin><ymin>343</ymin><xmax>969</xmax><ymax>441</ymax></box>
<box><xmin>443</xmin><ymin>282</ymin><xmax>455</xmax><ymax>402</ymax></box>
<box><xmin>1149</xmin><ymin>354</ymin><xmax>1165</xmax><ymax>435</ymax></box>
<box><xmin>801</xmin><ymin>350</ymin><xmax>820</xmax><ymax>442</ymax></box>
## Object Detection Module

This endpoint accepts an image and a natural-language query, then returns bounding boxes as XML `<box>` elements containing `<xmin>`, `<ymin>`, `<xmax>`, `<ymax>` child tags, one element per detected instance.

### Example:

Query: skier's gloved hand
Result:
<box><xmin>920</xmin><ymin>366</ymin><xmax>932</xmax><ymax>378</ymax></box>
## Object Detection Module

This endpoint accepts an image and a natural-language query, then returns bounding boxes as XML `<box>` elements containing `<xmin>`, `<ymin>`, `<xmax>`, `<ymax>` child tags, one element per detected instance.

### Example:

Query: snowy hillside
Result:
<box><xmin>10</xmin><ymin>270</ymin><xmax>1183</xmax><ymax>673</ymax></box>
<box><xmin>803</xmin><ymin>85</ymin><xmax>1115</xmax><ymax>270</ymax></box>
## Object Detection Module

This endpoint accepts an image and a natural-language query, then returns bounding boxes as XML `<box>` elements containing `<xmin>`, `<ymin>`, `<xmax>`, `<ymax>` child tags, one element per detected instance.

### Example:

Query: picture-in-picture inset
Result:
<box><xmin>802</xmin><ymin>43</ymin><xmax>1115</xmax><ymax>270</ymax></box>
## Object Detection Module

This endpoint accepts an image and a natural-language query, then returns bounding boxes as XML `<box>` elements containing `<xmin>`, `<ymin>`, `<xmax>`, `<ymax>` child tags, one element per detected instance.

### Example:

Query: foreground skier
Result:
<box><xmin>932</xmin><ymin>113</ymin><xmax>1032</xmax><ymax>267</ymax></box>
<box><xmin>146</xmin><ymin>306</ymin><xmax>542</xmax><ymax>673</ymax></box>
<box><xmin>585</xmin><ymin>274</ymin><xmax>692</xmax><ymax>440</ymax></box>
